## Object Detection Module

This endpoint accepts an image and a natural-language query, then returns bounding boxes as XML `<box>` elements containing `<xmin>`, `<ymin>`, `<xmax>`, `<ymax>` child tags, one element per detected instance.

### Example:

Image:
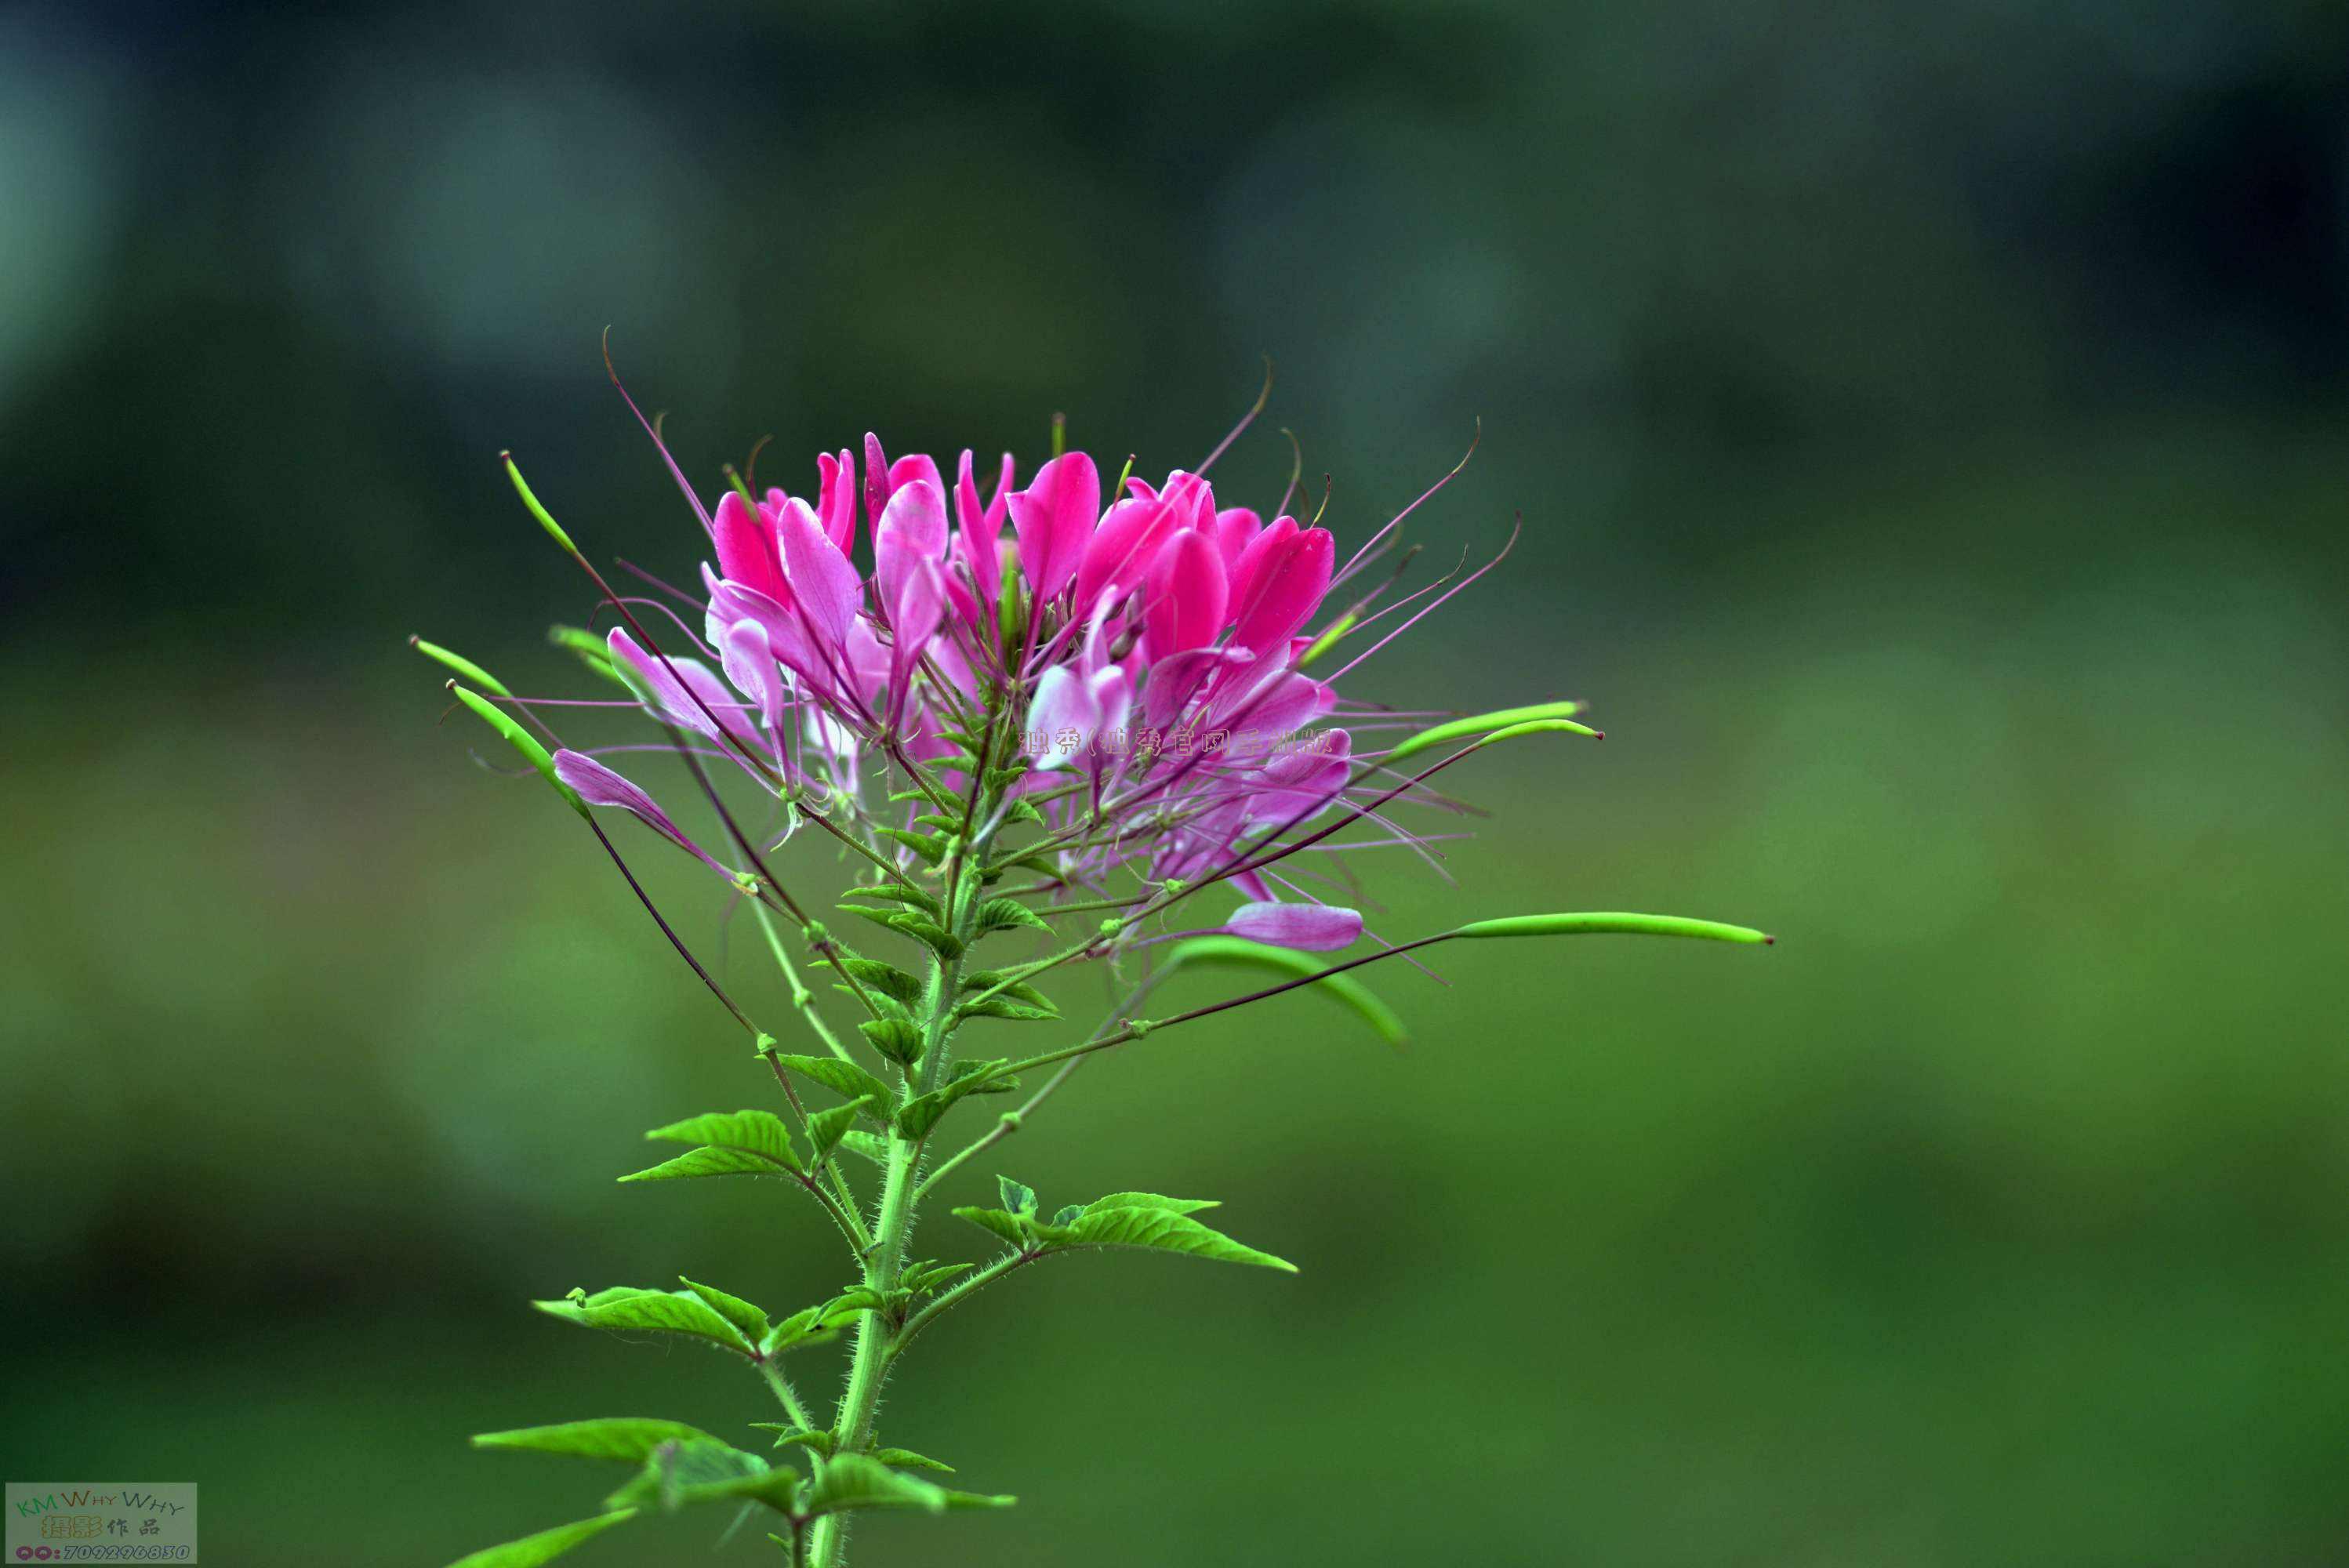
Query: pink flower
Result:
<box><xmin>492</xmin><ymin>424</ymin><xmax>1501</xmax><ymax>935</ymax></box>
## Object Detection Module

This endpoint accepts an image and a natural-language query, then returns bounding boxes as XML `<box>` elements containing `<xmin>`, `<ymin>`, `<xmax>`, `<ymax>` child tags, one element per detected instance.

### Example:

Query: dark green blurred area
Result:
<box><xmin>5</xmin><ymin>2</ymin><xmax>2348</xmax><ymax>1564</ymax></box>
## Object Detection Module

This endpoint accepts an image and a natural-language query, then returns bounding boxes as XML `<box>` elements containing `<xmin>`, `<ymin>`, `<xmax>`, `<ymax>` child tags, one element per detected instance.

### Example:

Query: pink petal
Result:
<box><xmin>1231</xmin><ymin>524</ymin><xmax>1334</xmax><ymax>656</ymax></box>
<box><xmin>1006</xmin><ymin>451</ymin><xmax>1100</xmax><ymax>602</ymax></box>
<box><xmin>1074</xmin><ymin>493</ymin><xmax>1181</xmax><ymax>612</ymax></box>
<box><xmin>1211</xmin><ymin>507</ymin><xmax>1263</xmax><ymax>572</ymax></box>
<box><xmin>815</xmin><ymin>449</ymin><xmax>859</xmax><ymax>553</ymax></box>
<box><xmin>1142</xmin><ymin>527</ymin><xmax>1229</xmax><ymax>660</ymax></box>
<box><xmin>888</xmin><ymin>452</ymin><xmax>945</xmax><ymax>511</ymax></box>
<box><xmin>777</xmin><ymin>496</ymin><xmax>865</xmax><ymax>649</ymax></box>
<box><xmin>1026</xmin><ymin>664</ymin><xmax>1101</xmax><ymax>772</ymax></box>
<box><xmin>712</xmin><ymin>490</ymin><xmax>787</xmax><ymax>605</ymax></box>
<box><xmin>1224</xmin><ymin>900</ymin><xmax>1363</xmax><ymax>951</ymax></box>
<box><xmin>862</xmin><ymin>432</ymin><xmax>892</xmax><ymax>526</ymax></box>
<box><xmin>953</xmin><ymin>449</ymin><xmax>1003</xmax><ymax>612</ymax></box>
<box><xmin>555</xmin><ymin>750</ymin><xmax>739</xmax><ymax>880</ymax></box>
<box><xmin>875</xmin><ymin>478</ymin><xmax>949</xmax><ymax>629</ymax></box>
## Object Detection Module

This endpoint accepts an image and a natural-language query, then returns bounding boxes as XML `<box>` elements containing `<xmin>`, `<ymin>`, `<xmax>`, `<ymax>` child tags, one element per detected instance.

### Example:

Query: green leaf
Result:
<box><xmin>639</xmin><ymin>1109</ymin><xmax>801</xmax><ymax>1174</ymax></box>
<box><xmin>960</xmin><ymin>971</ymin><xmax>1053</xmax><ymax>1005</ymax></box>
<box><xmin>1385</xmin><ymin>700</ymin><xmax>1595</xmax><ymax>762</ymax></box>
<box><xmin>901</xmin><ymin>1260</ymin><xmax>974</xmax><ymax>1294</ymax></box>
<box><xmin>532</xmin><ymin>1287</ymin><xmax>754</xmax><ymax>1356</ymax></box>
<box><xmin>1050</xmin><ymin>1203</ymin><xmax>1084</xmax><ymax>1228</ymax></box>
<box><xmin>897</xmin><ymin>1058</ymin><xmax>1013</xmax><ymax>1141</ymax></box>
<box><xmin>1082</xmin><ymin>1192</ymin><xmax>1221</xmax><ymax>1217</ymax></box>
<box><xmin>1162</xmin><ymin>937</ymin><xmax>1407</xmax><ymax>1046</ymax></box>
<box><xmin>816</xmin><ymin>1285</ymin><xmax>889</xmax><ymax>1325</ymax></box>
<box><xmin>952</xmin><ymin>1207</ymin><xmax>1031</xmax><ymax>1249</ymax></box>
<box><xmin>948</xmin><ymin>1058</ymin><xmax>1020</xmax><ymax>1094</ymax></box>
<box><xmin>954</xmin><ymin>991</ymin><xmax>1061</xmax><ymax>1023</ymax></box>
<box><xmin>838</xmin><ymin>1131</ymin><xmax>890</xmax><ymax>1166</ymax></box>
<box><xmin>1453</xmin><ymin>911</ymin><xmax>1772</xmax><ymax>945</ymax></box>
<box><xmin>888</xmin><ymin>913</ymin><xmax>964</xmax><ymax>959</ymax></box>
<box><xmin>1062</xmin><ymin>1205</ymin><xmax>1297</xmax><ymax>1272</ymax></box>
<box><xmin>997</xmin><ymin>1176</ymin><xmax>1038</xmax><ymax>1217</ymax></box>
<box><xmin>750</xmin><ymin>1424</ymin><xmax>836</xmax><ymax>1457</ymax></box>
<box><xmin>601</xmin><ymin>1438</ymin><xmax>798</xmax><ymax>1514</ymax></box>
<box><xmin>678</xmin><ymin>1277</ymin><xmax>772</xmax><ymax>1348</ymax></box>
<box><xmin>975</xmin><ymin>897</ymin><xmax>1051</xmax><ymax>935</ymax></box>
<box><xmin>471</xmin><ymin>1420</ymin><xmax>717</xmax><ymax>1463</ymax></box>
<box><xmin>859</xmin><ymin>1018</ymin><xmax>928</xmax><ymax>1066</ymax></box>
<box><xmin>799</xmin><ymin>1454</ymin><xmax>1013</xmax><ymax>1518</ymax></box>
<box><xmin>768</xmin><ymin>1055</ymin><xmax>898</xmax><ymax>1119</ymax></box>
<box><xmin>804</xmin><ymin>1097</ymin><xmax>876</xmax><ymax>1160</ymax></box>
<box><xmin>838</xmin><ymin>883</ymin><xmax>942</xmax><ymax>916</ymax></box>
<box><xmin>760</xmin><ymin>1306</ymin><xmax>837</xmax><ymax>1356</ymax></box>
<box><xmin>825</xmin><ymin>956</ymin><xmax>926</xmax><ymax>1004</ymax></box>
<box><xmin>871</xmin><ymin>1447</ymin><xmax>956</xmax><ymax>1473</ymax></box>
<box><xmin>442</xmin><ymin>1508</ymin><xmax>637</xmax><ymax>1568</ymax></box>
<box><xmin>875</xmin><ymin>826</ymin><xmax>951</xmax><ymax>864</ymax></box>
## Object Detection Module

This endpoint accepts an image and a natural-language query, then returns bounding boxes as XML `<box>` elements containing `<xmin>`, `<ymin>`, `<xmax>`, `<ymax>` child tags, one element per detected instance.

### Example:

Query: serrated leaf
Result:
<box><xmin>859</xmin><ymin>1017</ymin><xmax>928</xmax><ymax>1066</ymax></box>
<box><xmin>875</xmin><ymin>826</ymin><xmax>951</xmax><ymax>864</ymax></box>
<box><xmin>442</xmin><ymin>1508</ymin><xmax>637</xmax><ymax>1568</ymax></box>
<box><xmin>768</xmin><ymin>1054</ymin><xmax>897</xmax><ymax>1119</ymax></box>
<box><xmin>911</xmin><ymin>811</ymin><xmax>964</xmax><ymax>832</ymax></box>
<box><xmin>838</xmin><ymin>883</ymin><xmax>942</xmax><ymax>916</ymax></box>
<box><xmin>804</xmin><ymin>1097</ymin><xmax>875</xmax><ymax>1160</ymax></box>
<box><xmin>1162</xmin><ymin>936</ymin><xmax>1406</xmax><ymax>1046</ymax></box>
<box><xmin>602</xmin><ymin>1438</ymin><xmax>798</xmax><ymax>1515</ymax></box>
<box><xmin>799</xmin><ymin>1454</ymin><xmax>1013</xmax><ymax>1518</ymax></box>
<box><xmin>871</xmin><ymin>1447</ymin><xmax>956</xmax><ymax>1473</ymax></box>
<box><xmin>532</xmin><ymin>1287</ymin><xmax>754</xmax><ymax>1356</ymax></box>
<box><xmin>825</xmin><ymin>956</ymin><xmax>927</xmax><ymax>1003</ymax></box>
<box><xmin>472</xmin><ymin>1419</ymin><xmax>718</xmax><ymax>1464</ymax></box>
<box><xmin>989</xmin><ymin>851</ymin><xmax>1059</xmax><ymax>880</ymax></box>
<box><xmin>888</xmin><ymin>913</ymin><xmax>964</xmax><ymax>959</ymax></box>
<box><xmin>678</xmin><ymin>1277</ymin><xmax>772</xmax><ymax>1348</ymax></box>
<box><xmin>619</xmin><ymin>1147</ymin><xmax>801</xmax><ymax>1185</ymax></box>
<box><xmin>1001</xmin><ymin>797</ymin><xmax>1046</xmax><ymax>826</ymax></box>
<box><xmin>637</xmin><ymin>1109</ymin><xmax>801</xmax><ymax>1174</ymax></box>
<box><xmin>952</xmin><ymin>1207</ymin><xmax>1031</xmax><ymax>1248</ymax></box>
<box><xmin>997</xmin><ymin>1176</ymin><xmax>1037</xmax><ymax>1217</ymax></box>
<box><xmin>1062</xmin><ymin>1207</ymin><xmax>1297</xmax><ymax>1271</ymax></box>
<box><xmin>897</xmin><ymin>1058</ymin><xmax>1012</xmax><ymax>1141</ymax></box>
<box><xmin>975</xmin><ymin>897</ymin><xmax>1051</xmax><ymax>934</ymax></box>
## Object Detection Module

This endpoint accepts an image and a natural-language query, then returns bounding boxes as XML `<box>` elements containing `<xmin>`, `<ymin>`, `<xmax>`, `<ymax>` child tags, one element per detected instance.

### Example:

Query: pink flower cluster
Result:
<box><xmin>548</xmin><ymin>429</ymin><xmax>1487</xmax><ymax>948</ymax></box>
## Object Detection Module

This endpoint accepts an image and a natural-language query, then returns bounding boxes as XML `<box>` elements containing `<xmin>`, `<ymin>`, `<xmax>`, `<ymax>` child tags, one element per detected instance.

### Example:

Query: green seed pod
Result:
<box><xmin>1453</xmin><ymin>912</ymin><xmax>1771</xmax><ymax>945</ymax></box>
<box><xmin>410</xmin><ymin>637</ymin><xmax>511</xmax><ymax>699</ymax></box>
<box><xmin>1388</xmin><ymin>701</ymin><xmax>1595</xmax><ymax>762</ymax></box>
<box><xmin>448</xmin><ymin>683</ymin><xmax>585</xmax><ymax>816</ymax></box>
<box><xmin>548</xmin><ymin>625</ymin><xmax>627</xmax><ymax>686</ymax></box>
<box><xmin>501</xmin><ymin>452</ymin><xmax>579</xmax><ymax>557</ymax></box>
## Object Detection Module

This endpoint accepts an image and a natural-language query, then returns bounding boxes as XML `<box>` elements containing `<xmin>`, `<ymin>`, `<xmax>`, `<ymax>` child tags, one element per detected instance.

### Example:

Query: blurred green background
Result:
<box><xmin>5</xmin><ymin>2</ymin><xmax>2348</xmax><ymax>1564</ymax></box>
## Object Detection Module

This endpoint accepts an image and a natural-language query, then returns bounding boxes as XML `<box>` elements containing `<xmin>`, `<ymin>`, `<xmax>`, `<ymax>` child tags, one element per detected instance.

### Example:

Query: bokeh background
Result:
<box><xmin>5</xmin><ymin>2</ymin><xmax>2348</xmax><ymax>1564</ymax></box>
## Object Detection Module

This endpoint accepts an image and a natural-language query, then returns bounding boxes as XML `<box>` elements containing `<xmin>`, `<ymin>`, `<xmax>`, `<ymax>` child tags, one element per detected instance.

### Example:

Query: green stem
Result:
<box><xmin>807</xmin><ymin>791</ymin><xmax>995</xmax><ymax>1568</ymax></box>
<box><xmin>759</xmin><ymin>1356</ymin><xmax>816</xmax><ymax>1432</ymax></box>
